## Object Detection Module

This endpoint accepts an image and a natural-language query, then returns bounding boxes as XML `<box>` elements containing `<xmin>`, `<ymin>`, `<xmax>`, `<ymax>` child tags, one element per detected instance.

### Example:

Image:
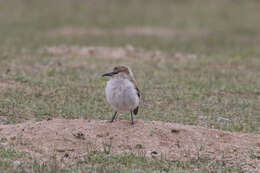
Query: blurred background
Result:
<box><xmin>0</xmin><ymin>0</ymin><xmax>260</xmax><ymax>132</ymax></box>
<box><xmin>1</xmin><ymin>0</ymin><xmax>260</xmax><ymax>55</ymax></box>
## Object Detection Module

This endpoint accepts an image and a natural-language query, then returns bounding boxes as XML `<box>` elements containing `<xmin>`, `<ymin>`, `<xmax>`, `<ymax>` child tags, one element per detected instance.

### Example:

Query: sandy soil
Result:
<box><xmin>0</xmin><ymin>119</ymin><xmax>259</xmax><ymax>171</ymax></box>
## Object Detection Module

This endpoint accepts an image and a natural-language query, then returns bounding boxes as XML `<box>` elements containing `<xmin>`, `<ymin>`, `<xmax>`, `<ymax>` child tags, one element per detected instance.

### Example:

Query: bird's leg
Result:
<box><xmin>110</xmin><ymin>111</ymin><xmax>118</xmax><ymax>123</ymax></box>
<box><xmin>130</xmin><ymin>111</ymin><xmax>134</xmax><ymax>125</ymax></box>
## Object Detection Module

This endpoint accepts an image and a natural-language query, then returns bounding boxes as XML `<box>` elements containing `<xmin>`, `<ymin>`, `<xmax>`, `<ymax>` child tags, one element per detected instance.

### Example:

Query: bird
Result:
<box><xmin>102</xmin><ymin>65</ymin><xmax>140</xmax><ymax>125</ymax></box>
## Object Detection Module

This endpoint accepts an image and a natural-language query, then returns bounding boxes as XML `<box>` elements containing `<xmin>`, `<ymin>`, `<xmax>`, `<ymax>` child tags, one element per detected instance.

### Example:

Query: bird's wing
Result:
<box><xmin>135</xmin><ymin>86</ymin><xmax>140</xmax><ymax>98</ymax></box>
<box><xmin>131</xmin><ymin>79</ymin><xmax>140</xmax><ymax>98</ymax></box>
<box><xmin>133</xmin><ymin>83</ymin><xmax>140</xmax><ymax>115</ymax></box>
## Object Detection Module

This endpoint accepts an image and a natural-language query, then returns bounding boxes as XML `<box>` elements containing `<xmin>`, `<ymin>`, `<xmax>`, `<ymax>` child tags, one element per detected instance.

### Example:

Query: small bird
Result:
<box><xmin>102</xmin><ymin>65</ymin><xmax>140</xmax><ymax>124</ymax></box>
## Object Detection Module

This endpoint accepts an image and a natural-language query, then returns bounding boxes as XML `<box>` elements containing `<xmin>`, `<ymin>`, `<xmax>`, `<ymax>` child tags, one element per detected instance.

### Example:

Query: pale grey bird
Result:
<box><xmin>102</xmin><ymin>65</ymin><xmax>140</xmax><ymax>125</ymax></box>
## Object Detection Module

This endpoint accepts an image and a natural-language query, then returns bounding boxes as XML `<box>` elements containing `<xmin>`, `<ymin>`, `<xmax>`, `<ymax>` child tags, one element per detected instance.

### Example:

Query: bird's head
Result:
<box><xmin>102</xmin><ymin>65</ymin><xmax>134</xmax><ymax>80</ymax></box>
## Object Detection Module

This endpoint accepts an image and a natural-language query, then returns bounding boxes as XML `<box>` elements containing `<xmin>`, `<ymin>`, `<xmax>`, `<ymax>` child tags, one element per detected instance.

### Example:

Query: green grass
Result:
<box><xmin>0</xmin><ymin>146</ymin><xmax>26</xmax><ymax>173</ymax></box>
<box><xmin>0</xmin><ymin>0</ymin><xmax>259</xmax><ymax>172</ymax></box>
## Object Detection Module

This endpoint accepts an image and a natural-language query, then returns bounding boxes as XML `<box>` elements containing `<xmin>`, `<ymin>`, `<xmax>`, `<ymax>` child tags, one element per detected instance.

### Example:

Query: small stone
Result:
<box><xmin>151</xmin><ymin>151</ymin><xmax>158</xmax><ymax>155</ymax></box>
<box><xmin>171</xmin><ymin>129</ymin><xmax>180</xmax><ymax>133</ymax></box>
<box><xmin>97</xmin><ymin>132</ymin><xmax>109</xmax><ymax>138</ymax></box>
<box><xmin>135</xmin><ymin>144</ymin><xmax>143</xmax><ymax>149</ymax></box>
<box><xmin>72</xmin><ymin>131</ymin><xmax>85</xmax><ymax>140</ymax></box>
<box><xmin>151</xmin><ymin>151</ymin><xmax>158</xmax><ymax>158</ymax></box>
<box><xmin>13</xmin><ymin>160</ymin><xmax>22</xmax><ymax>169</ymax></box>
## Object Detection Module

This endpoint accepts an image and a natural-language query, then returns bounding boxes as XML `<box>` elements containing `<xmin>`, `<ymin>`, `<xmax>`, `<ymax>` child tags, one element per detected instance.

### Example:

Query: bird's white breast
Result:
<box><xmin>105</xmin><ymin>78</ymin><xmax>139</xmax><ymax>112</ymax></box>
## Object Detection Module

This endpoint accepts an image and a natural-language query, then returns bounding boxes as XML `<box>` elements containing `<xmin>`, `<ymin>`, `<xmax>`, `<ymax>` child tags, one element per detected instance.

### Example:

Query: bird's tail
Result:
<box><xmin>133</xmin><ymin>106</ymin><xmax>139</xmax><ymax>115</ymax></box>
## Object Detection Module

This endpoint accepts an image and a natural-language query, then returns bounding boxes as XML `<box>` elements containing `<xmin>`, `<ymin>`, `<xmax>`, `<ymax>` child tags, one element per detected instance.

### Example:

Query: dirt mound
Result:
<box><xmin>0</xmin><ymin>119</ymin><xmax>259</xmax><ymax>171</ymax></box>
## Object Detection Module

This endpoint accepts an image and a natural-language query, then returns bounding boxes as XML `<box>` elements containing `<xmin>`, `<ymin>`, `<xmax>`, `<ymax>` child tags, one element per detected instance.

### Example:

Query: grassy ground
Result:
<box><xmin>0</xmin><ymin>0</ymin><xmax>260</xmax><ymax>172</ymax></box>
<box><xmin>0</xmin><ymin>145</ymin><xmax>244</xmax><ymax>173</ymax></box>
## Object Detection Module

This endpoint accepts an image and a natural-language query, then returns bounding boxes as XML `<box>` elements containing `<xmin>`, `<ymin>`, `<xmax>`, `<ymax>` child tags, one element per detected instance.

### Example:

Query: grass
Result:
<box><xmin>0</xmin><ymin>147</ymin><xmax>244</xmax><ymax>173</ymax></box>
<box><xmin>0</xmin><ymin>0</ymin><xmax>259</xmax><ymax>172</ymax></box>
<box><xmin>0</xmin><ymin>146</ymin><xmax>26</xmax><ymax>173</ymax></box>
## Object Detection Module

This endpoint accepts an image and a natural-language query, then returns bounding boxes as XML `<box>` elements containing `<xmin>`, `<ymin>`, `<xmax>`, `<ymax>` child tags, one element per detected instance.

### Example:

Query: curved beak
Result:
<box><xmin>102</xmin><ymin>71</ymin><xmax>118</xmax><ymax>77</ymax></box>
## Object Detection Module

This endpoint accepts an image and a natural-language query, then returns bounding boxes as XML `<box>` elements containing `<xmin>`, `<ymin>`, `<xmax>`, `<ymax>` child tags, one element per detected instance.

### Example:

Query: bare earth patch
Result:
<box><xmin>49</xmin><ymin>27</ymin><xmax>208</xmax><ymax>39</ymax></box>
<box><xmin>39</xmin><ymin>45</ymin><xmax>197</xmax><ymax>64</ymax></box>
<box><xmin>0</xmin><ymin>119</ymin><xmax>259</xmax><ymax>171</ymax></box>
<box><xmin>0</xmin><ymin>79</ymin><xmax>19</xmax><ymax>90</ymax></box>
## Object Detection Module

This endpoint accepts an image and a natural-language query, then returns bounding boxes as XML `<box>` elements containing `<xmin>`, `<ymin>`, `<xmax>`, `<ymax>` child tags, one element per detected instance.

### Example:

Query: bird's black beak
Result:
<box><xmin>102</xmin><ymin>71</ymin><xmax>118</xmax><ymax>77</ymax></box>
